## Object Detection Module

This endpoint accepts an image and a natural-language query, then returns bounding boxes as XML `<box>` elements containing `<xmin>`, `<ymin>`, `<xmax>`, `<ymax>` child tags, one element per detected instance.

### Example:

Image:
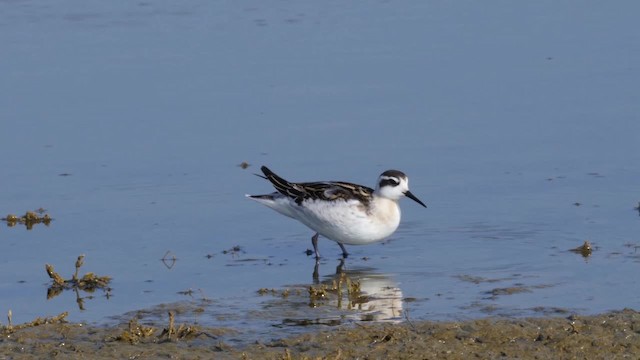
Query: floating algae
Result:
<box><xmin>569</xmin><ymin>240</ymin><xmax>593</xmax><ymax>258</ymax></box>
<box><xmin>2</xmin><ymin>209</ymin><xmax>52</xmax><ymax>229</ymax></box>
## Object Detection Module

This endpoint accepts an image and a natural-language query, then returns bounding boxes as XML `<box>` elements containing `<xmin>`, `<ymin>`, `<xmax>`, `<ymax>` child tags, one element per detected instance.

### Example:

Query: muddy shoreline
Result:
<box><xmin>2</xmin><ymin>309</ymin><xmax>639</xmax><ymax>359</ymax></box>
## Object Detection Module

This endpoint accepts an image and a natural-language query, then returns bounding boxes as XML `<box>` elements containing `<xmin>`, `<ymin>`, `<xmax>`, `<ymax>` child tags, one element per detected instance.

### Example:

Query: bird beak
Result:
<box><xmin>404</xmin><ymin>191</ymin><xmax>427</xmax><ymax>208</ymax></box>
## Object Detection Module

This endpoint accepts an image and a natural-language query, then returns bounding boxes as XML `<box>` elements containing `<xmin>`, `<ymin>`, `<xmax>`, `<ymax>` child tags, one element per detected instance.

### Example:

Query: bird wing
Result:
<box><xmin>260</xmin><ymin>166</ymin><xmax>374</xmax><ymax>206</ymax></box>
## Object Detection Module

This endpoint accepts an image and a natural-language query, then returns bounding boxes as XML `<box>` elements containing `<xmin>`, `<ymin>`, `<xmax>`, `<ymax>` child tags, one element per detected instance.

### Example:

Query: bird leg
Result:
<box><xmin>312</xmin><ymin>260</ymin><xmax>320</xmax><ymax>283</ymax></box>
<box><xmin>338</xmin><ymin>243</ymin><xmax>349</xmax><ymax>258</ymax></box>
<box><xmin>311</xmin><ymin>232</ymin><xmax>320</xmax><ymax>259</ymax></box>
<box><xmin>336</xmin><ymin>259</ymin><xmax>346</xmax><ymax>274</ymax></box>
<box><xmin>311</xmin><ymin>233</ymin><xmax>349</xmax><ymax>259</ymax></box>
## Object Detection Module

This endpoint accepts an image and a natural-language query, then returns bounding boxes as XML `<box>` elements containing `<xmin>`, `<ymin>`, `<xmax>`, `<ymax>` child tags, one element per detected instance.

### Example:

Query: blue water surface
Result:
<box><xmin>1</xmin><ymin>0</ymin><xmax>639</xmax><ymax>341</ymax></box>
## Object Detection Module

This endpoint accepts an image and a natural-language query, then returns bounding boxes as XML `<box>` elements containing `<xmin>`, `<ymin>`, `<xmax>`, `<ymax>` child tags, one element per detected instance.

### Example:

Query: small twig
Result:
<box><xmin>404</xmin><ymin>307</ymin><xmax>418</xmax><ymax>333</ymax></box>
<box><xmin>73</xmin><ymin>254</ymin><xmax>85</xmax><ymax>281</ymax></box>
<box><xmin>74</xmin><ymin>287</ymin><xmax>85</xmax><ymax>311</ymax></box>
<box><xmin>168</xmin><ymin>311</ymin><xmax>176</xmax><ymax>338</ymax></box>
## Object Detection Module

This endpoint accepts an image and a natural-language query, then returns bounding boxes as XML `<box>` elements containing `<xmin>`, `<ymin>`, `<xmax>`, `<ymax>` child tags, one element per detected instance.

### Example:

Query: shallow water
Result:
<box><xmin>1</xmin><ymin>0</ymin><xmax>639</xmax><ymax>343</ymax></box>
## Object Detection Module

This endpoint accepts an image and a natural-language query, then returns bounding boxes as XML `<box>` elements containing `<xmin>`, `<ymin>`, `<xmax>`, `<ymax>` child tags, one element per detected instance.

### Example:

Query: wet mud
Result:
<box><xmin>1</xmin><ymin>309</ymin><xmax>639</xmax><ymax>359</ymax></box>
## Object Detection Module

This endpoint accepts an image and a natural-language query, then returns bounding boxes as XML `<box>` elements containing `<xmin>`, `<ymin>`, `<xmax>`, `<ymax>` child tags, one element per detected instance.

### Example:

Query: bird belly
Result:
<box><xmin>292</xmin><ymin>199</ymin><xmax>400</xmax><ymax>245</ymax></box>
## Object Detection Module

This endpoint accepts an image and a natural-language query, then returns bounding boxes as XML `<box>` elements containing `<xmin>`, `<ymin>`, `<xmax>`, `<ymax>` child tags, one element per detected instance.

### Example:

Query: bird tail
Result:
<box><xmin>245</xmin><ymin>193</ymin><xmax>296</xmax><ymax>219</ymax></box>
<box><xmin>260</xmin><ymin>166</ymin><xmax>294</xmax><ymax>196</ymax></box>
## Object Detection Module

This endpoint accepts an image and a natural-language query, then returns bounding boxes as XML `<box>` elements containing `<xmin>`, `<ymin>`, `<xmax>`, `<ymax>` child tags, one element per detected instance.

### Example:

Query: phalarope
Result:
<box><xmin>247</xmin><ymin>166</ymin><xmax>426</xmax><ymax>259</ymax></box>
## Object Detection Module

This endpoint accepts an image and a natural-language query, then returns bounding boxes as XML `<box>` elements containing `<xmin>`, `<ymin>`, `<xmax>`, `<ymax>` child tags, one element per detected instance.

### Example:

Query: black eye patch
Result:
<box><xmin>379</xmin><ymin>178</ymin><xmax>399</xmax><ymax>187</ymax></box>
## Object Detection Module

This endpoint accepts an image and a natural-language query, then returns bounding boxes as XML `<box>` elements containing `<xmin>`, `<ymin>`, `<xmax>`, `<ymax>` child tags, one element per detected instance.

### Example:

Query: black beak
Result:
<box><xmin>404</xmin><ymin>191</ymin><xmax>427</xmax><ymax>208</ymax></box>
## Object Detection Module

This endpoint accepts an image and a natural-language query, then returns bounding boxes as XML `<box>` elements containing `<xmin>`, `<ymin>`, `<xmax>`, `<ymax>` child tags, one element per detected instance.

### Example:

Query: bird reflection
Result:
<box><xmin>309</xmin><ymin>260</ymin><xmax>404</xmax><ymax>322</ymax></box>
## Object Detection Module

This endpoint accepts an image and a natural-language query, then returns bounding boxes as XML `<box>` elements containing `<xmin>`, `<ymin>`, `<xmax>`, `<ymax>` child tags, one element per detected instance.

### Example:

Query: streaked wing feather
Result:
<box><xmin>299</xmin><ymin>182</ymin><xmax>373</xmax><ymax>205</ymax></box>
<box><xmin>260</xmin><ymin>166</ymin><xmax>373</xmax><ymax>206</ymax></box>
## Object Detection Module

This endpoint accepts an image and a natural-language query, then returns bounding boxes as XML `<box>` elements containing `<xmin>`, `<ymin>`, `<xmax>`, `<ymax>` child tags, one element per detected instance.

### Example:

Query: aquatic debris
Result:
<box><xmin>177</xmin><ymin>289</ymin><xmax>195</xmax><ymax>296</ymax></box>
<box><xmin>635</xmin><ymin>202</ymin><xmax>640</xmax><ymax>216</ymax></box>
<box><xmin>222</xmin><ymin>245</ymin><xmax>244</xmax><ymax>256</ymax></box>
<box><xmin>485</xmin><ymin>284</ymin><xmax>553</xmax><ymax>300</ymax></box>
<box><xmin>569</xmin><ymin>241</ymin><xmax>593</xmax><ymax>258</ymax></box>
<box><xmin>530</xmin><ymin>306</ymin><xmax>571</xmax><ymax>315</ymax></box>
<box><xmin>111</xmin><ymin>314</ymin><xmax>203</xmax><ymax>344</ymax></box>
<box><xmin>109</xmin><ymin>307</ymin><xmax>222</xmax><ymax>344</ymax></box>
<box><xmin>177</xmin><ymin>288</ymin><xmax>208</xmax><ymax>298</ymax></box>
<box><xmin>161</xmin><ymin>250</ymin><xmax>177</xmax><ymax>269</ymax></box>
<box><xmin>280</xmin><ymin>318</ymin><xmax>343</xmax><ymax>327</ymax></box>
<box><xmin>308</xmin><ymin>285</ymin><xmax>328</xmax><ymax>304</ymax></box>
<box><xmin>257</xmin><ymin>288</ymin><xmax>295</xmax><ymax>298</ymax></box>
<box><xmin>238</xmin><ymin>161</ymin><xmax>250</xmax><ymax>169</ymax></box>
<box><xmin>45</xmin><ymin>255</ymin><xmax>112</xmax><ymax>309</ymax></box>
<box><xmin>485</xmin><ymin>286</ymin><xmax>532</xmax><ymax>299</ymax></box>
<box><xmin>455</xmin><ymin>275</ymin><xmax>504</xmax><ymax>284</ymax></box>
<box><xmin>46</xmin><ymin>255</ymin><xmax>111</xmax><ymax>291</ymax></box>
<box><xmin>2</xmin><ymin>209</ymin><xmax>52</xmax><ymax>229</ymax></box>
<box><xmin>112</xmin><ymin>318</ymin><xmax>156</xmax><ymax>344</ymax></box>
<box><xmin>158</xmin><ymin>311</ymin><xmax>202</xmax><ymax>341</ymax></box>
<box><xmin>1</xmin><ymin>311</ymin><xmax>68</xmax><ymax>334</ymax></box>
